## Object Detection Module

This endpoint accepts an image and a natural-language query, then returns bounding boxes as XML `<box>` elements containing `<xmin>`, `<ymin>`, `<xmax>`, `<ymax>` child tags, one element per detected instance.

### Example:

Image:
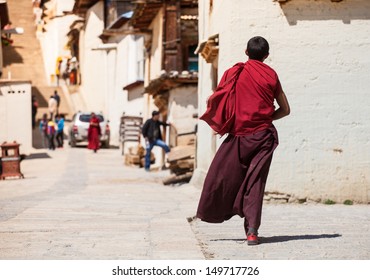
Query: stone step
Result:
<box><xmin>34</xmin><ymin>86</ymin><xmax>72</xmax><ymax>121</ymax></box>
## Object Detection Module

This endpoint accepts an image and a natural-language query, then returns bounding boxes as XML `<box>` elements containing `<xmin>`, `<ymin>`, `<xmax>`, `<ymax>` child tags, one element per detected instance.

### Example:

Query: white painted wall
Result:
<box><xmin>194</xmin><ymin>0</ymin><xmax>370</xmax><ymax>203</ymax></box>
<box><xmin>107</xmin><ymin>34</ymin><xmax>146</xmax><ymax>147</ymax></box>
<box><xmin>168</xmin><ymin>86</ymin><xmax>198</xmax><ymax>135</ymax></box>
<box><xmin>78</xmin><ymin>2</ymin><xmax>106</xmax><ymax>116</ymax></box>
<box><xmin>148</xmin><ymin>9</ymin><xmax>164</xmax><ymax>82</ymax></box>
<box><xmin>192</xmin><ymin>0</ymin><xmax>224</xmax><ymax>184</ymax></box>
<box><xmin>119</xmin><ymin>35</ymin><xmax>145</xmax><ymax>117</ymax></box>
<box><xmin>0</xmin><ymin>81</ymin><xmax>32</xmax><ymax>155</ymax></box>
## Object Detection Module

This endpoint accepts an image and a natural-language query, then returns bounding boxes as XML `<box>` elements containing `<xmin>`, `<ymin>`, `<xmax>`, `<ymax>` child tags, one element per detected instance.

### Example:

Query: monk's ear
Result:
<box><xmin>245</xmin><ymin>50</ymin><xmax>249</xmax><ymax>56</ymax></box>
<box><xmin>262</xmin><ymin>53</ymin><xmax>269</xmax><ymax>61</ymax></box>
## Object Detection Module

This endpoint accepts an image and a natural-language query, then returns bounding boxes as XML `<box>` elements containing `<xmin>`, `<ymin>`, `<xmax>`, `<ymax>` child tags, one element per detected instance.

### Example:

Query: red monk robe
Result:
<box><xmin>87</xmin><ymin>113</ymin><xmax>101</xmax><ymax>152</ymax></box>
<box><xmin>197</xmin><ymin>59</ymin><xmax>284</xmax><ymax>237</ymax></box>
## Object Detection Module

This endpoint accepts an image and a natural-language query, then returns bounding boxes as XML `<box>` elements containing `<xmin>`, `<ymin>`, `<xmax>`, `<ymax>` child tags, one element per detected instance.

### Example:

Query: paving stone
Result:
<box><xmin>1</xmin><ymin>145</ymin><xmax>369</xmax><ymax>260</ymax></box>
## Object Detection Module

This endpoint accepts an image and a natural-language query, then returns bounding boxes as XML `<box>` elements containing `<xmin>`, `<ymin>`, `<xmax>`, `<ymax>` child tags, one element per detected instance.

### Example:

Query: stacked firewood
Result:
<box><xmin>163</xmin><ymin>133</ymin><xmax>196</xmax><ymax>185</ymax></box>
<box><xmin>124</xmin><ymin>145</ymin><xmax>155</xmax><ymax>167</ymax></box>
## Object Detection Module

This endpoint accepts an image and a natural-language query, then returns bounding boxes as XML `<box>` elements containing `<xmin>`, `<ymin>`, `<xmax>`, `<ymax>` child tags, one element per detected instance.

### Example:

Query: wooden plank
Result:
<box><xmin>124</xmin><ymin>154</ymin><xmax>141</xmax><ymax>166</ymax></box>
<box><xmin>177</xmin><ymin>134</ymin><xmax>196</xmax><ymax>146</ymax></box>
<box><xmin>167</xmin><ymin>145</ymin><xmax>195</xmax><ymax>162</ymax></box>
<box><xmin>176</xmin><ymin>159</ymin><xmax>194</xmax><ymax>169</ymax></box>
<box><xmin>169</xmin><ymin>159</ymin><xmax>194</xmax><ymax>170</ymax></box>
<box><xmin>162</xmin><ymin>172</ymin><xmax>193</xmax><ymax>185</ymax></box>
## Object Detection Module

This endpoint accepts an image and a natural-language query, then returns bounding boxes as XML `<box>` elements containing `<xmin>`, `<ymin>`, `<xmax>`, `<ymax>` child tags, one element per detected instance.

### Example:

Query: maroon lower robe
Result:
<box><xmin>87</xmin><ymin>117</ymin><xmax>101</xmax><ymax>151</ymax></box>
<box><xmin>196</xmin><ymin>126</ymin><xmax>278</xmax><ymax>231</ymax></box>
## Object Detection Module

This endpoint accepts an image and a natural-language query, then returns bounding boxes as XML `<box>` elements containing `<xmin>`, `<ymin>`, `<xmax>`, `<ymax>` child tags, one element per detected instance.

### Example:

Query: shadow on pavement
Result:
<box><xmin>210</xmin><ymin>234</ymin><xmax>342</xmax><ymax>244</ymax></box>
<box><xmin>260</xmin><ymin>233</ymin><xmax>342</xmax><ymax>243</ymax></box>
<box><xmin>25</xmin><ymin>153</ymin><xmax>51</xmax><ymax>160</ymax></box>
<box><xmin>210</xmin><ymin>238</ymin><xmax>246</xmax><ymax>242</ymax></box>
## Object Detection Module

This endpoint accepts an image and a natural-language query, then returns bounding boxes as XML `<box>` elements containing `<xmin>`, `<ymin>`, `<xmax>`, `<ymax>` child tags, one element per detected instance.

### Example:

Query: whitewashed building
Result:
<box><xmin>192</xmin><ymin>0</ymin><xmax>370</xmax><ymax>203</ymax></box>
<box><xmin>0</xmin><ymin>80</ymin><xmax>32</xmax><ymax>154</ymax></box>
<box><xmin>73</xmin><ymin>0</ymin><xmax>146</xmax><ymax>147</ymax></box>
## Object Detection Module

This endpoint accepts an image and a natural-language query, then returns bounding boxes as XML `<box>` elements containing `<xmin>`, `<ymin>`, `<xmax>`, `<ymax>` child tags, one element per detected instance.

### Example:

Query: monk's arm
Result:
<box><xmin>272</xmin><ymin>91</ymin><xmax>290</xmax><ymax>120</ymax></box>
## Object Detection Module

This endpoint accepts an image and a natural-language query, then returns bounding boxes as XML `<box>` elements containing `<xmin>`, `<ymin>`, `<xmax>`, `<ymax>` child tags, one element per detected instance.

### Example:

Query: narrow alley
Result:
<box><xmin>1</xmin><ymin>0</ymin><xmax>370</xmax><ymax>279</ymax></box>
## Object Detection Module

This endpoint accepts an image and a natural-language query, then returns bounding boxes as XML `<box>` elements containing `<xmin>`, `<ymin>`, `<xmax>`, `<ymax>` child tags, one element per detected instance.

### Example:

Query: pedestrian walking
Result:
<box><xmin>53</xmin><ymin>90</ymin><xmax>61</xmax><ymax>115</ymax></box>
<box><xmin>141</xmin><ymin>110</ymin><xmax>171</xmax><ymax>171</ymax></box>
<box><xmin>55</xmin><ymin>57</ymin><xmax>62</xmax><ymax>86</ymax></box>
<box><xmin>55</xmin><ymin>114</ymin><xmax>65</xmax><ymax>148</ymax></box>
<box><xmin>196</xmin><ymin>36</ymin><xmax>291</xmax><ymax>245</ymax></box>
<box><xmin>48</xmin><ymin>95</ymin><xmax>57</xmax><ymax>120</ymax></box>
<box><xmin>69</xmin><ymin>57</ymin><xmax>78</xmax><ymax>85</ymax></box>
<box><xmin>39</xmin><ymin>113</ymin><xmax>48</xmax><ymax>148</ymax></box>
<box><xmin>47</xmin><ymin>118</ymin><xmax>57</xmax><ymax>150</ymax></box>
<box><xmin>87</xmin><ymin>112</ymin><xmax>101</xmax><ymax>153</ymax></box>
<box><xmin>31</xmin><ymin>95</ymin><xmax>38</xmax><ymax>129</ymax></box>
<box><xmin>62</xmin><ymin>58</ymin><xmax>70</xmax><ymax>84</ymax></box>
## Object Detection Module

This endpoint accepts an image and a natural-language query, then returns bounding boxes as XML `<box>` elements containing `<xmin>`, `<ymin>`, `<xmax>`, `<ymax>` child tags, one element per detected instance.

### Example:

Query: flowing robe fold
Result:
<box><xmin>196</xmin><ymin>127</ymin><xmax>278</xmax><ymax>228</ymax></box>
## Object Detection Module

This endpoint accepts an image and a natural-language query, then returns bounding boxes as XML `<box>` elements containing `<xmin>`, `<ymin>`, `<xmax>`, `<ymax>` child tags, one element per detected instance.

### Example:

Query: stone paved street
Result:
<box><xmin>191</xmin><ymin>204</ymin><xmax>370</xmax><ymax>260</ymax></box>
<box><xmin>0</xmin><ymin>145</ymin><xmax>202</xmax><ymax>259</ymax></box>
<box><xmin>0</xmin><ymin>144</ymin><xmax>369</xmax><ymax>260</ymax></box>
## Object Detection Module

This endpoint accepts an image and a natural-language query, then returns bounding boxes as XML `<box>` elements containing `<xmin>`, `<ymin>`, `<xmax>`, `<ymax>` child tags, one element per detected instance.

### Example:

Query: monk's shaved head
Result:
<box><xmin>246</xmin><ymin>36</ymin><xmax>269</xmax><ymax>61</ymax></box>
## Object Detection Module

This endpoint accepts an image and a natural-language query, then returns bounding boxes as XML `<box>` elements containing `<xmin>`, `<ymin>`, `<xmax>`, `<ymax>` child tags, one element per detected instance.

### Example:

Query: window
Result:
<box><xmin>188</xmin><ymin>45</ymin><xmax>199</xmax><ymax>72</ymax></box>
<box><xmin>79</xmin><ymin>114</ymin><xmax>104</xmax><ymax>123</ymax></box>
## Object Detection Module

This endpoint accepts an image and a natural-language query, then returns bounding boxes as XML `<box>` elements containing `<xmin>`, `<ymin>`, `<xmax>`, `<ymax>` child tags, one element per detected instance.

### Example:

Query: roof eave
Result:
<box><xmin>72</xmin><ymin>0</ymin><xmax>100</xmax><ymax>17</ymax></box>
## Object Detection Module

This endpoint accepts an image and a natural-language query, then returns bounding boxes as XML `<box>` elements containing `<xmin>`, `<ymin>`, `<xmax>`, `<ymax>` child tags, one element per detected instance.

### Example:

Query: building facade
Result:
<box><xmin>71</xmin><ymin>0</ymin><xmax>146</xmax><ymax>147</ymax></box>
<box><xmin>1</xmin><ymin>1</ymin><xmax>32</xmax><ymax>154</ymax></box>
<box><xmin>0</xmin><ymin>80</ymin><xmax>32</xmax><ymax>154</ymax></box>
<box><xmin>192</xmin><ymin>0</ymin><xmax>370</xmax><ymax>203</ymax></box>
<box><xmin>129</xmin><ymin>0</ymin><xmax>199</xmax><ymax>169</ymax></box>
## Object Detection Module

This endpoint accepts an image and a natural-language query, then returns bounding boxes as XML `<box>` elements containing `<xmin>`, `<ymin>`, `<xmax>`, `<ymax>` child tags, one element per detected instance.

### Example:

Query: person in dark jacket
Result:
<box><xmin>142</xmin><ymin>110</ymin><xmax>170</xmax><ymax>171</ymax></box>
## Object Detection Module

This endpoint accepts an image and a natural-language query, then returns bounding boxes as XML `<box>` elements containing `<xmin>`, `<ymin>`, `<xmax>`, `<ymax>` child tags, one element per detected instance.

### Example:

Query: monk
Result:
<box><xmin>87</xmin><ymin>112</ymin><xmax>101</xmax><ymax>153</ymax></box>
<box><xmin>197</xmin><ymin>36</ymin><xmax>290</xmax><ymax>245</ymax></box>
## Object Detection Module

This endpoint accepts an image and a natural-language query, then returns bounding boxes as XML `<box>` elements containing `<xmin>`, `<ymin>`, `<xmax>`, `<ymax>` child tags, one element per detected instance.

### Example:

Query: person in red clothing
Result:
<box><xmin>196</xmin><ymin>36</ymin><xmax>290</xmax><ymax>245</ymax></box>
<box><xmin>87</xmin><ymin>112</ymin><xmax>101</xmax><ymax>153</ymax></box>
